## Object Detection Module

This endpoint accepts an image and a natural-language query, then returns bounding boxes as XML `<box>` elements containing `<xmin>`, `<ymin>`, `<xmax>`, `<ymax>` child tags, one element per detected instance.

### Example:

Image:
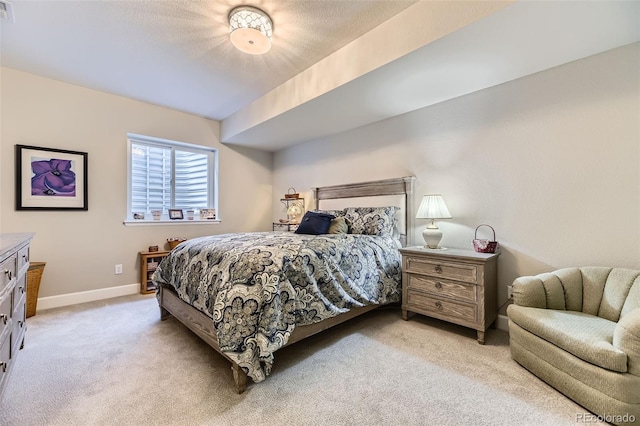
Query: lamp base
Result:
<box><xmin>422</xmin><ymin>223</ymin><xmax>444</xmax><ymax>249</ymax></box>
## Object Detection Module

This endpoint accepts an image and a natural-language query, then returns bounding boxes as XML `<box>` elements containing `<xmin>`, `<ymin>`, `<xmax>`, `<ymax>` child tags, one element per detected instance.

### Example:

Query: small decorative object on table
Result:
<box><xmin>284</xmin><ymin>187</ymin><xmax>299</xmax><ymax>199</ymax></box>
<box><xmin>149</xmin><ymin>245</ymin><xmax>159</xmax><ymax>252</ymax></box>
<box><xmin>473</xmin><ymin>224</ymin><xmax>499</xmax><ymax>253</ymax></box>
<box><xmin>133</xmin><ymin>212</ymin><xmax>145</xmax><ymax>220</ymax></box>
<box><xmin>167</xmin><ymin>238</ymin><xmax>187</xmax><ymax>250</ymax></box>
<box><xmin>151</xmin><ymin>210</ymin><xmax>162</xmax><ymax>220</ymax></box>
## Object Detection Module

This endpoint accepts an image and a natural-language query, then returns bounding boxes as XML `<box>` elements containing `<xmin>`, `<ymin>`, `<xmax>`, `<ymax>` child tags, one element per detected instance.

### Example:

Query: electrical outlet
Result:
<box><xmin>507</xmin><ymin>285</ymin><xmax>514</xmax><ymax>299</ymax></box>
<box><xmin>114</xmin><ymin>264</ymin><xmax>123</xmax><ymax>274</ymax></box>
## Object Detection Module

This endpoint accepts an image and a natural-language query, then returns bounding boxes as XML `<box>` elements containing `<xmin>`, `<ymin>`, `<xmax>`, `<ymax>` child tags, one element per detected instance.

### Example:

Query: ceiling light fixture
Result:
<box><xmin>228</xmin><ymin>6</ymin><xmax>273</xmax><ymax>55</ymax></box>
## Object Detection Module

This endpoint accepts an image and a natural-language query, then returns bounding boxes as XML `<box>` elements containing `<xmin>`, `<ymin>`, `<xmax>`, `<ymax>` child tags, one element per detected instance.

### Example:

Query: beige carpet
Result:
<box><xmin>0</xmin><ymin>294</ymin><xmax>603</xmax><ymax>425</ymax></box>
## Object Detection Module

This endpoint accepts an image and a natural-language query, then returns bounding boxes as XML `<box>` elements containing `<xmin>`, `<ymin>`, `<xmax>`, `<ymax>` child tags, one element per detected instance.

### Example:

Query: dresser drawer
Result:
<box><xmin>404</xmin><ymin>256</ymin><xmax>478</xmax><ymax>284</ymax></box>
<box><xmin>12</xmin><ymin>275</ymin><xmax>26</xmax><ymax>316</ymax></box>
<box><xmin>10</xmin><ymin>301</ymin><xmax>25</xmax><ymax>356</ymax></box>
<box><xmin>0</xmin><ymin>255</ymin><xmax>16</xmax><ymax>292</ymax></box>
<box><xmin>17</xmin><ymin>246</ymin><xmax>29</xmax><ymax>273</ymax></box>
<box><xmin>407</xmin><ymin>289</ymin><xmax>477</xmax><ymax>324</ymax></box>
<box><xmin>406</xmin><ymin>275</ymin><xmax>477</xmax><ymax>303</ymax></box>
<box><xmin>0</xmin><ymin>333</ymin><xmax>10</xmax><ymax>389</ymax></box>
<box><xmin>0</xmin><ymin>293</ymin><xmax>11</xmax><ymax>340</ymax></box>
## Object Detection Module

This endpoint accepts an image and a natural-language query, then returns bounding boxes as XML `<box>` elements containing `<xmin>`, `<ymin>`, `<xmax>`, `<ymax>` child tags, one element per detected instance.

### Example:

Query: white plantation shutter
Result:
<box><xmin>174</xmin><ymin>150</ymin><xmax>209</xmax><ymax>210</ymax></box>
<box><xmin>128</xmin><ymin>134</ymin><xmax>216</xmax><ymax>219</ymax></box>
<box><xmin>131</xmin><ymin>143</ymin><xmax>171</xmax><ymax>213</ymax></box>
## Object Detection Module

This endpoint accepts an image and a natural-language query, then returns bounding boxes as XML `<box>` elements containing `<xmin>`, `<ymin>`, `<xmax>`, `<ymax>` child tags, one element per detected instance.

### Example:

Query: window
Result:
<box><xmin>126</xmin><ymin>133</ymin><xmax>217</xmax><ymax>222</ymax></box>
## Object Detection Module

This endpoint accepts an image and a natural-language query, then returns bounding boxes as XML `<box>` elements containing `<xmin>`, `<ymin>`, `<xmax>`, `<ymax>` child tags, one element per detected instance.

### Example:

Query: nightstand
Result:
<box><xmin>399</xmin><ymin>246</ymin><xmax>499</xmax><ymax>344</ymax></box>
<box><xmin>139</xmin><ymin>250</ymin><xmax>170</xmax><ymax>294</ymax></box>
<box><xmin>272</xmin><ymin>222</ymin><xmax>299</xmax><ymax>232</ymax></box>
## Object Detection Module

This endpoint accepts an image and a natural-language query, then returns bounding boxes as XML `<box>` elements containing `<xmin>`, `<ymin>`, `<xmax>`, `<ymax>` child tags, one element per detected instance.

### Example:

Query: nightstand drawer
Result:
<box><xmin>407</xmin><ymin>289</ymin><xmax>477</xmax><ymax>323</ymax></box>
<box><xmin>404</xmin><ymin>256</ymin><xmax>478</xmax><ymax>284</ymax></box>
<box><xmin>406</xmin><ymin>275</ymin><xmax>476</xmax><ymax>303</ymax></box>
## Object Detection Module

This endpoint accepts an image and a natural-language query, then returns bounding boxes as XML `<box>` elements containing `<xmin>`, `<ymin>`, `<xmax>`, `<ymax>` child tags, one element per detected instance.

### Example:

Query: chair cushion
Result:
<box><xmin>508</xmin><ymin>305</ymin><xmax>627</xmax><ymax>373</ymax></box>
<box><xmin>598</xmin><ymin>268</ymin><xmax>639</xmax><ymax>322</ymax></box>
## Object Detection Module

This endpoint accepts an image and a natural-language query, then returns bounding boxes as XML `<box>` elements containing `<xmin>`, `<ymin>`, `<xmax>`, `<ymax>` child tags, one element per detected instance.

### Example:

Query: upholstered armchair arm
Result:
<box><xmin>512</xmin><ymin>276</ymin><xmax>547</xmax><ymax>308</ymax></box>
<box><xmin>614</xmin><ymin>308</ymin><xmax>640</xmax><ymax>376</ymax></box>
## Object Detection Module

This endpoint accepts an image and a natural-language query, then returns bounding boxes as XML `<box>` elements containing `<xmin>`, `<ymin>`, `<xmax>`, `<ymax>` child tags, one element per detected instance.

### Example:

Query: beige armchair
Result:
<box><xmin>507</xmin><ymin>267</ymin><xmax>640</xmax><ymax>425</ymax></box>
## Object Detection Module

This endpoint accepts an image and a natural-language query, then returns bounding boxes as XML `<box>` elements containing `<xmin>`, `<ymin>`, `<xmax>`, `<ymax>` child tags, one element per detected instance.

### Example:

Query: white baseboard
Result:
<box><xmin>496</xmin><ymin>314</ymin><xmax>509</xmax><ymax>332</ymax></box>
<box><xmin>36</xmin><ymin>283</ymin><xmax>140</xmax><ymax>311</ymax></box>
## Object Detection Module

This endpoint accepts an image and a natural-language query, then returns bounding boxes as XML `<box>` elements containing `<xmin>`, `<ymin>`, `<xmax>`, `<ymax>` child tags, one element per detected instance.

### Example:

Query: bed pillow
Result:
<box><xmin>295</xmin><ymin>211</ymin><xmax>335</xmax><ymax>235</ymax></box>
<box><xmin>344</xmin><ymin>206</ymin><xmax>399</xmax><ymax>237</ymax></box>
<box><xmin>327</xmin><ymin>216</ymin><xmax>349</xmax><ymax>234</ymax></box>
<box><xmin>313</xmin><ymin>209</ymin><xmax>346</xmax><ymax>218</ymax></box>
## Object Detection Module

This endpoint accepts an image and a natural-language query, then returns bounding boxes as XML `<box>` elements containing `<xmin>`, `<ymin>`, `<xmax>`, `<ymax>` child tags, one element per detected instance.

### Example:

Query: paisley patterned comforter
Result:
<box><xmin>152</xmin><ymin>232</ymin><xmax>401</xmax><ymax>382</ymax></box>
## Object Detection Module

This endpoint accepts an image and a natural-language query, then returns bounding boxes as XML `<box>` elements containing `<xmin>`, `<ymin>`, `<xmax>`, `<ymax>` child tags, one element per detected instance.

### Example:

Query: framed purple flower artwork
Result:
<box><xmin>16</xmin><ymin>145</ymin><xmax>88</xmax><ymax>210</ymax></box>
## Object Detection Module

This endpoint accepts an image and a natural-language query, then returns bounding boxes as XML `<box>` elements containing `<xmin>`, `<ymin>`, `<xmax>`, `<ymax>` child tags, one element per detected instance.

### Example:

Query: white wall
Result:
<box><xmin>1</xmin><ymin>68</ymin><xmax>273</xmax><ymax>299</ymax></box>
<box><xmin>274</xmin><ymin>43</ymin><xmax>640</xmax><ymax>309</ymax></box>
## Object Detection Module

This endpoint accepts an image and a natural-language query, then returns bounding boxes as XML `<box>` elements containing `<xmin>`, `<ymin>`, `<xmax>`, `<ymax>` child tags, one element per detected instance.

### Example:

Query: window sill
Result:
<box><xmin>123</xmin><ymin>219</ymin><xmax>221</xmax><ymax>227</ymax></box>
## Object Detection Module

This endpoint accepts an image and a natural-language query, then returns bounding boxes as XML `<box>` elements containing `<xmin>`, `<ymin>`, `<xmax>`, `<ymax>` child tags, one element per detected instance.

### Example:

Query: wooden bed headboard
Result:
<box><xmin>311</xmin><ymin>176</ymin><xmax>416</xmax><ymax>247</ymax></box>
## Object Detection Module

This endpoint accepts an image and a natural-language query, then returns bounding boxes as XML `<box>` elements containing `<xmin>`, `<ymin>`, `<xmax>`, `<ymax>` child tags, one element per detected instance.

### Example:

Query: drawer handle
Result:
<box><xmin>435</xmin><ymin>281</ymin><xmax>443</xmax><ymax>290</ymax></box>
<box><xmin>0</xmin><ymin>314</ymin><xmax>7</xmax><ymax>325</ymax></box>
<box><xmin>22</xmin><ymin>254</ymin><xmax>29</xmax><ymax>262</ymax></box>
<box><xmin>19</xmin><ymin>286</ymin><xmax>25</xmax><ymax>294</ymax></box>
<box><xmin>18</xmin><ymin>320</ymin><xmax>24</xmax><ymax>328</ymax></box>
<box><xmin>435</xmin><ymin>301</ymin><xmax>443</xmax><ymax>310</ymax></box>
<box><xmin>0</xmin><ymin>362</ymin><xmax>6</xmax><ymax>373</ymax></box>
<box><xmin>4</xmin><ymin>269</ymin><xmax>12</xmax><ymax>280</ymax></box>
<box><xmin>435</xmin><ymin>265</ymin><xmax>443</xmax><ymax>274</ymax></box>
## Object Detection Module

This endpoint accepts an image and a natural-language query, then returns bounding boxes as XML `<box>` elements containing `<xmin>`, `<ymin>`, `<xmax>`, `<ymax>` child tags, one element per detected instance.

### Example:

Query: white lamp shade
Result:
<box><xmin>416</xmin><ymin>195</ymin><xmax>452</xmax><ymax>219</ymax></box>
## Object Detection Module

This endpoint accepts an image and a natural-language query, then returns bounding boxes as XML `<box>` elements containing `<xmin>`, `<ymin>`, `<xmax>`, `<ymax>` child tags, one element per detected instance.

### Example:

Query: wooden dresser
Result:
<box><xmin>399</xmin><ymin>246</ymin><xmax>499</xmax><ymax>344</ymax></box>
<box><xmin>0</xmin><ymin>233</ymin><xmax>33</xmax><ymax>400</ymax></box>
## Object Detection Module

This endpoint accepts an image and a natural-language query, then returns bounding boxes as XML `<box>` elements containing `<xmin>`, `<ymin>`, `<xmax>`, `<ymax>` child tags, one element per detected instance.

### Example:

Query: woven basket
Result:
<box><xmin>27</xmin><ymin>262</ymin><xmax>46</xmax><ymax>318</ymax></box>
<box><xmin>167</xmin><ymin>238</ymin><xmax>186</xmax><ymax>250</ymax></box>
<box><xmin>472</xmin><ymin>225</ymin><xmax>499</xmax><ymax>254</ymax></box>
<box><xmin>284</xmin><ymin>187</ymin><xmax>299</xmax><ymax>199</ymax></box>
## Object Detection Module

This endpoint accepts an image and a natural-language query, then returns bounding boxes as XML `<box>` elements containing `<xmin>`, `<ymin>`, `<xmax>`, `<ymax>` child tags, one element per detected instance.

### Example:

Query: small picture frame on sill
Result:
<box><xmin>199</xmin><ymin>208</ymin><xmax>216</xmax><ymax>220</ymax></box>
<box><xmin>168</xmin><ymin>209</ymin><xmax>183</xmax><ymax>220</ymax></box>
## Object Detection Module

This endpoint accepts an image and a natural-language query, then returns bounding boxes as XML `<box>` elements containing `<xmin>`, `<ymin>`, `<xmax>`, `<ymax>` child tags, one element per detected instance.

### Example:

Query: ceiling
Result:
<box><xmin>1</xmin><ymin>1</ymin><xmax>639</xmax><ymax>152</ymax></box>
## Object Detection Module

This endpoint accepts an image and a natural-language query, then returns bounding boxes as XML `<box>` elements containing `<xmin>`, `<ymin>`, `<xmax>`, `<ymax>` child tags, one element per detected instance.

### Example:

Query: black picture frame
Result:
<box><xmin>168</xmin><ymin>209</ymin><xmax>184</xmax><ymax>220</ymax></box>
<box><xmin>16</xmin><ymin>144</ymin><xmax>88</xmax><ymax>211</ymax></box>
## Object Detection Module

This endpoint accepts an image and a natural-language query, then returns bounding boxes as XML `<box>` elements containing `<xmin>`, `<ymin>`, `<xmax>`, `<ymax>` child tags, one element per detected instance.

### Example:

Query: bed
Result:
<box><xmin>154</xmin><ymin>176</ymin><xmax>415</xmax><ymax>393</ymax></box>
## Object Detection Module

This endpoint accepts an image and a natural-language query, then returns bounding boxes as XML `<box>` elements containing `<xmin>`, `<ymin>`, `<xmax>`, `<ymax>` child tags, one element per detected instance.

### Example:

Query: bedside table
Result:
<box><xmin>272</xmin><ymin>222</ymin><xmax>299</xmax><ymax>232</ymax></box>
<box><xmin>139</xmin><ymin>250</ymin><xmax>170</xmax><ymax>294</ymax></box>
<box><xmin>399</xmin><ymin>246</ymin><xmax>499</xmax><ymax>344</ymax></box>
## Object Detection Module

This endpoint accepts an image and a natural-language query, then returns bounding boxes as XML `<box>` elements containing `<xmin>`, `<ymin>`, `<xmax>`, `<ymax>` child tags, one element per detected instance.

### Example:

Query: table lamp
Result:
<box><xmin>416</xmin><ymin>194</ymin><xmax>452</xmax><ymax>249</ymax></box>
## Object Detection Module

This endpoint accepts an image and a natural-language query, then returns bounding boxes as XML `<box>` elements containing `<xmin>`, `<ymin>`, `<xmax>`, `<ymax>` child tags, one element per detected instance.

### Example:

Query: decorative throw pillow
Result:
<box><xmin>295</xmin><ymin>211</ymin><xmax>335</xmax><ymax>235</ymax></box>
<box><xmin>344</xmin><ymin>206</ymin><xmax>399</xmax><ymax>237</ymax></box>
<box><xmin>327</xmin><ymin>216</ymin><xmax>349</xmax><ymax>234</ymax></box>
<box><xmin>313</xmin><ymin>209</ymin><xmax>346</xmax><ymax>218</ymax></box>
